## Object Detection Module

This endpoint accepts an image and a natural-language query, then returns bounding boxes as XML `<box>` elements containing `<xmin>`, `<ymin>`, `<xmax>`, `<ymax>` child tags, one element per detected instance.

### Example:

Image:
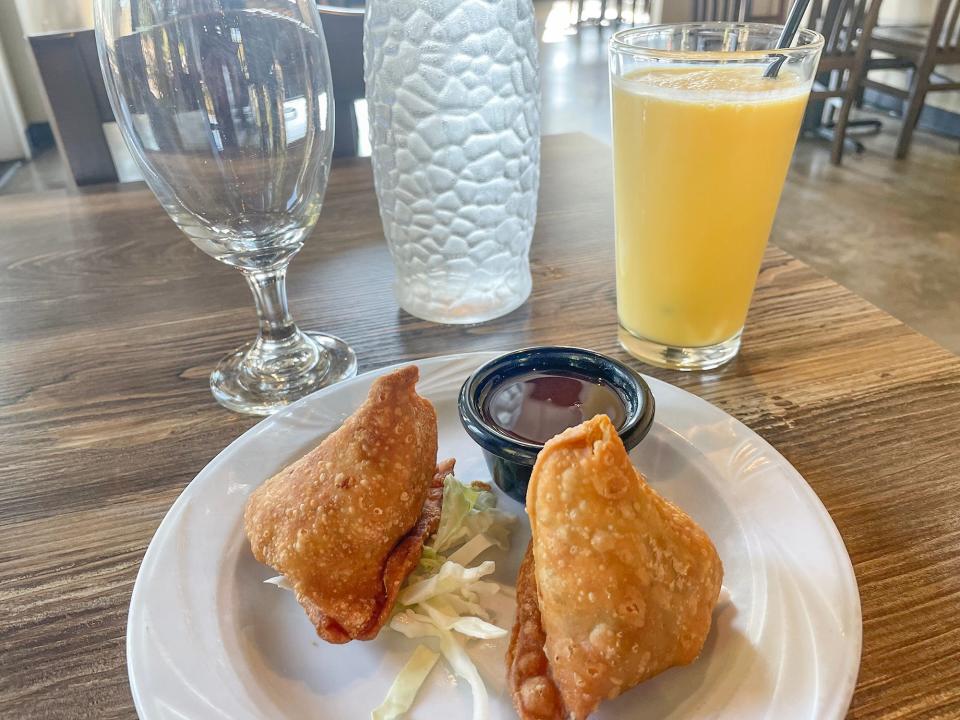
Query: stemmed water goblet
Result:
<box><xmin>95</xmin><ymin>0</ymin><xmax>356</xmax><ymax>414</ymax></box>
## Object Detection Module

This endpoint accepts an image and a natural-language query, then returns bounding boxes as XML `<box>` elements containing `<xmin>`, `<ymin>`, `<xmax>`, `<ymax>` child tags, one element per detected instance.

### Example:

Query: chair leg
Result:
<box><xmin>896</xmin><ymin>73</ymin><xmax>929</xmax><ymax>159</ymax></box>
<box><xmin>830</xmin><ymin>93</ymin><xmax>857</xmax><ymax>165</ymax></box>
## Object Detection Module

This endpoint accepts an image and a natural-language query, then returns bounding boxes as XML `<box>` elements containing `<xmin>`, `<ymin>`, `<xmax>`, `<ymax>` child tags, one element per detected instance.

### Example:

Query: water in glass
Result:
<box><xmin>96</xmin><ymin>0</ymin><xmax>356</xmax><ymax>414</ymax></box>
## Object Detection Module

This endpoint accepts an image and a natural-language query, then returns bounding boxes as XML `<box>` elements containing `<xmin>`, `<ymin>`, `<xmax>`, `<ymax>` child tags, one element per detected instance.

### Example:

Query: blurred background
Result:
<box><xmin>0</xmin><ymin>0</ymin><xmax>956</xmax><ymax>353</ymax></box>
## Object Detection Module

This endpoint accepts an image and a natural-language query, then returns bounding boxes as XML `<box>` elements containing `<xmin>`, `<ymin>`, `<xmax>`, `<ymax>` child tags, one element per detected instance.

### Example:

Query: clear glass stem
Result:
<box><xmin>244</xmin><ymin>266</ymin><xmax>298</xmax><ymax>345</ymax></box>
<box><xmin>235</xmin><ymin>264</ymin><xmax>325</xmax><ymax>387</ymax></box>
<box><xmin>209</xmin><ymin>262</ymin><xmax>358</xmax><ymax>412</ymax></box>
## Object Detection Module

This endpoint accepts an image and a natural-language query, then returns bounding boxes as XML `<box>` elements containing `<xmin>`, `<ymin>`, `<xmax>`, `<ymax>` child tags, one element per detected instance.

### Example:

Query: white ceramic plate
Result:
<box><xmin>128</xmin><ymin>351</ymin><xmax>861</xmax><ymax>720</ymax></box>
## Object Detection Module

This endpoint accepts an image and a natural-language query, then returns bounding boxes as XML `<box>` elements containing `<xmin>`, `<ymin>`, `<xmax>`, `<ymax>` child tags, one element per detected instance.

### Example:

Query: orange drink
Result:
<box><xmin>609</xmin><ymin>24</ymin><xmax>823</xmax><ymax>370</ymax></box>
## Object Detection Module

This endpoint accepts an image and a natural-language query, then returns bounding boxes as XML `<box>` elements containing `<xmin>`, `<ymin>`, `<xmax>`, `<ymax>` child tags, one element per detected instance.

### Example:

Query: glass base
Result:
<box><xmin>618</xmin><ymin>325</ymin><xmax>742</xmax><ymax>371</ymax></box>
<box><xmin>210</xmin><ymin>331</ymin><xmax>357</xmax><ymax>415</ymax></box>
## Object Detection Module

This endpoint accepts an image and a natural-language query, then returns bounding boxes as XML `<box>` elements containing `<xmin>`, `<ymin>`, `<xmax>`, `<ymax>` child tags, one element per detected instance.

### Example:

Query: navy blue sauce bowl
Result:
<box><xmin>458</xmin><ymin>346</ymin><xmax>655</xmax><ymax>503</ymax></box>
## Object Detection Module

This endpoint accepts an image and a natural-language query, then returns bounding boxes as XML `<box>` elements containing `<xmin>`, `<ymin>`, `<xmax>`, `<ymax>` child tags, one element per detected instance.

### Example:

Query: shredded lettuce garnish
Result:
<box><xmin>381</xmin><ymin>474</ymin><xmax>513</xmax><ymax>719</ymax></box>
<box><xmin>429</xmin><ymin>478</ymin><xmax>513</xmax><ymax>554</ymax></box>
<box><xmin>263</xmin><ymin>575</ymin><xmax>292</xmax><ymax>591</ymax></box>
<box><xmin>447</xmin><ymin>533</ymin><xmax>496</xmax><ymax>567</ymax></box>
<box><xmin>370</xmin><ymin>644</ymin><xmax>440</xmax><ymax>720</ymax></box>
<box><xmin>399</xmin><ymin>560</ymin><xmax>497</xmax><ymax>606</ymax></box>
<box><xmin>389</xmin><ymin>611</ymin><xmax>491</xmax><ymax>720</ymax></box>
<box><xmin>263</xmin><ymin>474</ymin><xmax>513</xmax><ymax>720</ymax></box>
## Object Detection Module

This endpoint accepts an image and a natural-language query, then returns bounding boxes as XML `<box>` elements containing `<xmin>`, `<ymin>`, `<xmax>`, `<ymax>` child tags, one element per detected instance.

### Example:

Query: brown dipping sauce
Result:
<box><xmin>483</xmin><ymin>371</ymin><xmax>627</xmax><ymax>444</ymax></box>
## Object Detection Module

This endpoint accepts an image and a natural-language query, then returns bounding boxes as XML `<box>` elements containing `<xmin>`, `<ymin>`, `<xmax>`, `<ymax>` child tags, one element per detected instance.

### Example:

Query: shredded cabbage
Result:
<box><xmin>399</xmin><ymin>560</ymin><xmax>496</xmax><ymax>606</ymax></box>
<box><xmin>447</xmin><ymin>533</ymin><xmax>495</xmax><ymax>567</ymax></box>
<box><xmin>418</xmin><ymin>598</ymin><xmax>507</xmax><ymax>640</ymax></box>
<box><xmin>264</xmin><ymin>575</ymin><xmax>292</xmax><ymax>591</ymax></box>
<box><xmin>416</xmin><ymin>545</ymin><xmax>445</xmax><ymax>574</ymax></box>
<box><xmin>428</xmin><ymin>478</ymin><xmax>514</xmax><ymax>554</ymax></box>
<box><xmin>389</xmin><ymin>612</ymin><xmax>489</xmax><ymax>720</ymax></box>
<box><xmin>370</xmin><ymin>644</ymin><xmax>440</xmax><ymax>720</ymax></box>
<box><xmin>263</xmin><ymin>474</ymin><xmax>513</xmax><ymax>720</ymax></box>
<box><xmin>384</xmin><ymin>474</ymin><xmax>513</xmax><ymax>719</ymax></box>
<box><xmin>436</xmin><ymin>629</ymin><xmax>489</xmax><ymax>720</ymax></box>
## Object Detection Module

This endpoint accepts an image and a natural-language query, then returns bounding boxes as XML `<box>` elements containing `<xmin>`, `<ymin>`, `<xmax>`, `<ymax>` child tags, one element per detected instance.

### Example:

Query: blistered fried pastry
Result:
<box><xmin>508</xmin><ymin>546</ymin><xmax>566</xmax><ymax>720</ymax></box>
<box><xmin>244</xmin><ymin>366</ymin><xmax>442</xmax><ymax>643</ymax></box>
<box><xmin>510</xmin><ymin>414</ymin><xmax>723</xmax><ymax>719</ymax></box>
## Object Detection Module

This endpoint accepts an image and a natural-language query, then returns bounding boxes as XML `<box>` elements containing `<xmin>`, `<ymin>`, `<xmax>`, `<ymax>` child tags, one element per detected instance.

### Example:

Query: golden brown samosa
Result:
<box><xmin>509</xmin><ymin>414</ymin><xmax>723</xmax><ymax>720</ymax></box>
<box><xmin>244</xmin><ymin>366</ymin><xmax>443</xmax><ymax>644</ymax></box>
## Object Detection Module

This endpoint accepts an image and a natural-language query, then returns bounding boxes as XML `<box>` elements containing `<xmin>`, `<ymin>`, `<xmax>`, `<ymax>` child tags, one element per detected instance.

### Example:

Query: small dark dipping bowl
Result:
<box><xmin>458</xmin><ymin>346</ymin><xmax>655</xmax><ymax>503</ymax></box>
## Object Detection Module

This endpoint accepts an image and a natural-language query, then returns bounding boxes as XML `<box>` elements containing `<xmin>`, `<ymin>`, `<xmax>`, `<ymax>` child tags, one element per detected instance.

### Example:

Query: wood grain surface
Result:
<box><xmin>1</xmin><ymin>134</ymin><xmax>959</xmax><ymax>719</ymax></box>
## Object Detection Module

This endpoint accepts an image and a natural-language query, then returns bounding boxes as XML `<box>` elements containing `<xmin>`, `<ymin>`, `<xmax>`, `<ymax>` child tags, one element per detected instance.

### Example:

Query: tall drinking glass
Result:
<box><xmin>95</xmin><ymin>0</ymin><xmax>356</xmax><ymax>414</ymax></box>
<box><xmin>609</xmin><ymin>24</ymin><xmax>823</xmax><ymax>370</ymax></box>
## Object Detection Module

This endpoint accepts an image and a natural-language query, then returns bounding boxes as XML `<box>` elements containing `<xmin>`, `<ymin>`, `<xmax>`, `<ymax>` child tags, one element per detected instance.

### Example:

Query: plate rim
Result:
<box><xmin>126</xmin><ymin>350</ymin><xmax>862</xmax><ymax>719</ymax></box>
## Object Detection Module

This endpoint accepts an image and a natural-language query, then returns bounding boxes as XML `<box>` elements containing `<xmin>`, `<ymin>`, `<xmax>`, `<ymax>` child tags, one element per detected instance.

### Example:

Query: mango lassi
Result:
<box><xmin>612</xmin><ymin>65</ymin><xmax>808</xmax><ymax>350</ymax></box>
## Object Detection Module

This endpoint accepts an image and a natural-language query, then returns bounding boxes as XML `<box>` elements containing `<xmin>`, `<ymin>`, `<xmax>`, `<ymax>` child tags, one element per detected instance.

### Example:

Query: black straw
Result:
<box><xmin>764</xmin><ymin>0</ymin><xmax>813</xmax><ymax>78</ymax></box>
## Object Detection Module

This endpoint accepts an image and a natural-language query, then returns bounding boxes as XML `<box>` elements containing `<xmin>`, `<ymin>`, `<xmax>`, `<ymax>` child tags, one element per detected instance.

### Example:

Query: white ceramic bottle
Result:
<box><xmin>364</xmin><ymin>0</ymin><xmax>540</xmax><ymax>324</ymax></box>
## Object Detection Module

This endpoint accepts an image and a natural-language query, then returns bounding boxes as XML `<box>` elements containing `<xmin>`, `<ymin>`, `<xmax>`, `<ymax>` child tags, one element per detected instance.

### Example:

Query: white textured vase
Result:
<box><xmin>364</xmin><ymin>0</ymin><xmax>540</xmax><ymax>324</ymax></box>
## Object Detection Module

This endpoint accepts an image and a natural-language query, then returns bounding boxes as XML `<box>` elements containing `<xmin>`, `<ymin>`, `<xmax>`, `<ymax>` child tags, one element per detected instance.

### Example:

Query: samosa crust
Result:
<box><xmin>517</xmin><ymin>414</ymin><xmax>723</xmax><ymax>719</ymax></box>
<box><xmin>245</xmin><ymin>366</ymin><xmax>441</xmax><ymax>643</ymax></box>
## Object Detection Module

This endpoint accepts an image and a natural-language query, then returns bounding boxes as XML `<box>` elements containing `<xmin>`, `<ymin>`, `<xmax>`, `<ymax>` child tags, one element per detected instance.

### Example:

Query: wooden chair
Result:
<box><xmin>688</xmin><ymin>0</ymin><xmax>880</xmax><ymax>164</ymax></box>
<box><xmin>692</xmin><ymin>0</ymin><xmax>752</xmax><ymax>22</ymax></box>
<box><xmin>316</xmin><ymin>7</ymin><xmax>365</xmax><ymax>159</ymax></box>
<box><xmin>29</xmin><ymin>30</ymin><xmax>119</xmax><ymax>186</ymax></box>
<box><xmin>806</xmin><ymin>0</ymin><xmax>885</xmax><ymax>164</ymax></box>
<box><xmin>864</xmin><ymin>0</ymin><xmax>960</xmax><ymax>158</ymax></box>
<box><xmin>691</xmin><ymin>0</ymin><xmax>787</xmax><ymax>23</ymax></box>
<box><xmin>574</xmin><ymin>0</ymin><xmax>648</xmax><ymax>25</ymax></box>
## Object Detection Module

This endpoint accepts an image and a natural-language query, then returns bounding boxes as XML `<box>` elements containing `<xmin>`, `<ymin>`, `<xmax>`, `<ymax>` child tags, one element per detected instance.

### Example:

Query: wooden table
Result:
<box><xmin>2</xmin><ymin>134</ymin><xmax>958</xmax><ymax>718</ymax></box>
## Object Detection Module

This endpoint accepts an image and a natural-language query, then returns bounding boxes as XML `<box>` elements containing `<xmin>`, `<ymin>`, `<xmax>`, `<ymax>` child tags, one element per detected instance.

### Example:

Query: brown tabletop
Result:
<box><xmin>1</xmin><ymin>133</ymin><xmax>959</xmax><ymax>719</ymax></box>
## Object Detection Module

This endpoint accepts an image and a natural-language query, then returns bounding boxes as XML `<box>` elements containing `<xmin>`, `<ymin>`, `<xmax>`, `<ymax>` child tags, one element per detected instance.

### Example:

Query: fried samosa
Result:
<box><xmin>509</xmin><ymin>414</ymin><xmax>723</xmax><ymax>720</ymax></box>
<box><xmin>245</xmin><ymin>366</ymin><xmax>444</xmax><ymax>644</ymax></box>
